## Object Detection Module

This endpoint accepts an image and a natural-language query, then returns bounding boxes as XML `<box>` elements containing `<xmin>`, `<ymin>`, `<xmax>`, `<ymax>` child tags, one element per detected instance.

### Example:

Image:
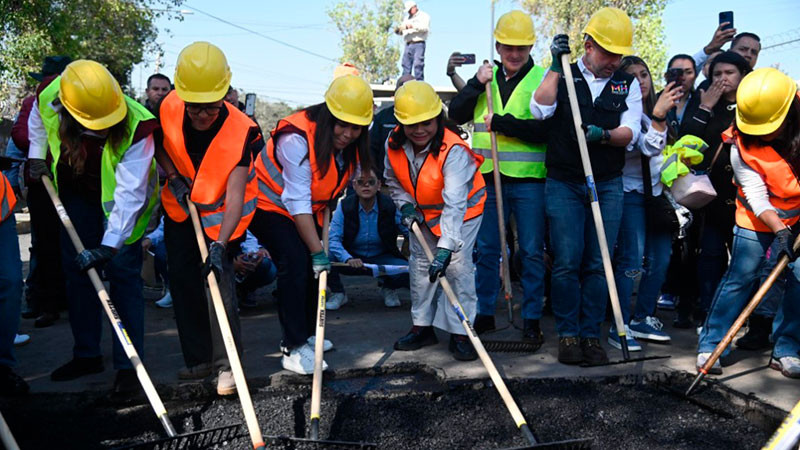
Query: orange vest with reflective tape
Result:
<box><xmin>0</xmin><ymin>173</ymin><xmax>17</xmax><ymax>223</ymax></box>
<box><xmin>385</xmin><ymin>126</ymin><xmax>486</xmax><ymax>236</ymax></box>
<box><xmin>729</xmin><ymin>126</ymin><xmax>800</xmax><ymax>233</ymax></box>
<box><xmin>255</xmin><ymin>110</ymin><xmax>353</xmax><ymax>226</ymax></box>
<box><xmin>159</xmin><ymin>91</ymin><xmax>258</xmax><ymax>241</ymax></box>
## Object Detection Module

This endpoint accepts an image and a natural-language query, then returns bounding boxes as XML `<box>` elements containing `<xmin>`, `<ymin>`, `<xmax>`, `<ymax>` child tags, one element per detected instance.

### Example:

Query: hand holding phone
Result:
<box><xmin>665</xmin><ymin>68</ymin><xmax>684</xmax><ymax>86</ymax></box>
<box><xmin>719</xmin><ymin>11</ymin><xmax>733</xmax><ymax>31</ymax></box>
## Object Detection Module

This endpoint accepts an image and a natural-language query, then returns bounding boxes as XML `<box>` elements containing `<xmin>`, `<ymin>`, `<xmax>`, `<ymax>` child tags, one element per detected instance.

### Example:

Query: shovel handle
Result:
<box><xmin>0</xmin><ymin>411</ymin><xmax>19</xmax><ymax>450</ymax></box>
<box><xmin>310</xmin><ymin>208</ymin><xmax>331</xmax><ymax>440</ymax></box>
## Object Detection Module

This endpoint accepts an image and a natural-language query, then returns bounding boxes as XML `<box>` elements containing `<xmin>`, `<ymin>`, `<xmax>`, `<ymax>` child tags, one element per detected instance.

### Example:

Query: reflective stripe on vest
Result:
<box><xmin>201</xmin><ymin>195</ymin><xmax>258</xmax><ymax>228</ymax></box>
<box><xmin>472</xmin><ymin>64</ymin><xmax>547</xmax><ymax>178</ymax></box>
<box><xmin>38</xmin><ymin>80</ymin><xmax>157</xmax><ymax>244</ymax></box>
<box><xmin>0</xmin><ymin>174</ymin><xmax>16</xmax><ymax>222</ymax></box>
<box><xmin>736</xmin><ymin>192</ymin><xmax>800</xmax><ymax>220</ymax></box>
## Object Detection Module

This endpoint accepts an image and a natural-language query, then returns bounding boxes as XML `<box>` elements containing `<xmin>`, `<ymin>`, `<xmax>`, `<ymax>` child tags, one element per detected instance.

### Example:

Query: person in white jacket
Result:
<box><xmin>395</xmin><ymin>1</ymin><xmax>430</xmax><ymax>81</ymax></box>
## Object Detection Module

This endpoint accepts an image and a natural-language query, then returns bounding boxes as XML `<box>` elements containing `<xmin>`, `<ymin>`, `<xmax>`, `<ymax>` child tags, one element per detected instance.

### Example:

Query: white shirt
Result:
<box><xmin>731</xmin><ymin>144</ymin><xmax>775</xmax><ymax>218</ymax></box>
<box><xmin>401</xmin><ymin>10</ymin><xmax>430</xmax><ymax>43</ymax></box>
<box><xmin>28</xmin><ymin>99</ymin><xmax>155</xmax><ymax>249</ymax></box>
<box><xmin>529</xmin><ymin>57</ymin><xmax>643</xmax><ymax>147</ymax></box>
<box><xmin>384</xmin><ymin>140</ymin><xmax>477</xmax><ymax>252</ymax></box>
<box><xmin>622</xmin><ymin>115</ymin><xmax>667</xmax><ymax>196</ymax></box>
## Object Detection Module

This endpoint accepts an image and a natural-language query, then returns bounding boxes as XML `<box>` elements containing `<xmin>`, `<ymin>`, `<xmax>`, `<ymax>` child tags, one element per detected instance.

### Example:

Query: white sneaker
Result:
<box><xmin>696</xmin><ymin>352</ymin><xmax>723</xmax><ymax>375</ymax></box>
<box><xmin>281</xmin><ymin>343</ymin><xmax>328</xmax><ymax>375</ymax></box>
<box><xmin>381</xmin><ymin>287</ymin><xmax>401</xmax><ymax>307</ymax></box>
<box><xmin>216</xmin><ymin>370</ymin><xmax>236</xmax><ymax>396</ymax></box>
<box><xmin>325</xmin><ymin>292</ymin><xmax>348</xmax><ymax>310</ymax></box>
<box><xmin>770</xmin><ymin>356</ymin><xmax>800</xmax><ymax>379</ymax></box>
<box><xmin>307</xmin><ymin>335</ymin><xmax>334</xmax><ymax>352</ymax></box>
<box><xmin>14</xmin><ymin>334</ymin><xmax>30</xmax><ymax>347</ymax></box>
<box><xmin>155</xmin><ymin>291</ymin><xmax>173</xmax><ymax>308</ymax></box>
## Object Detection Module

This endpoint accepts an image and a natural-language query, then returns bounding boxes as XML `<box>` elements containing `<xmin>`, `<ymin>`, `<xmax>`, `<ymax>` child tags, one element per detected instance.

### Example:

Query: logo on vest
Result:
<box><xmin>609</xmin><ymin>80</ymin><xmax>628</xmax><ymax>95</ymax></box>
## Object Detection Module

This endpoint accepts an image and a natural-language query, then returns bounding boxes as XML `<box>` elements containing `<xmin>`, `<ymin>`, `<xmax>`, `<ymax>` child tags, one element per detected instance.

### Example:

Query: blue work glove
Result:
<box><xmin>549</xmin><ymin>34</ymin><xmax>570</xmax><ymax>74</ymax></box>
<box><xmin>310</xmin><ymin>250</ymin><xmax>331</xmax><ymax>279</ymax></box>
<box><xmin>28</xmin><ymin>158</ymin><xmax>51</xmax><ymax>180</ymax></box>
<box><xmin>167</xmin><ymin>174</ymin><xmax>191</xmax><ymax>208</ymax></box>
<box><xmin>766</xmin><ymin>228</ymin><xmax>797</xmax><ymax>262</ymax></box>
<box><xmin>400</xmin><ymin>203</ymin><xmax>423</xmax><ymax>230</ymax></box>
<box><xmin>584</xmin><ymin>125</ymin><xmax>605</xmax><ymax>143</ymax></box>
<box><xmin>75</xmin><ymin>245</ymin><xmax>116</xmax><ymax>272</ymax></box>
<box><xmin>428</xmin><ymin>247</ymin><xmax>452</xmax><ymax>282</ymax></box>
<box><xmin>202</xmin><ymin>241</ymin><xmax>226</xmax><ymax>278</ymax></box>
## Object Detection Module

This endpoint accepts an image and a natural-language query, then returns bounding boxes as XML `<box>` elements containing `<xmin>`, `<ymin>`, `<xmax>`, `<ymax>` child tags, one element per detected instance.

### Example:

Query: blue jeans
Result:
<box><xmin>59</xmin><ymin>188</ymin><xmax>144</xmax><ymax>369</ymax></box>
<box><xmin>698</xmin><ymin>226</ymin><xmax>778</xmax><ymax>354</ymax></box>
<box><xmin>0</xmin><ymin>216</ymin><xmax>23</xmax><ymax>368</ymax></box>
<box><xmin>773</xmin><ymin>262</ymin><xmax>800</xmax><ymax>358</ymax></box>
<box><xmin>476</xmin><ymin>182</ymin><xmax>546</xmax><ymax>320</ymax></box>
<box><xmin>238</xmin><ymin>257</ymin><xmax>278</xmax><ymax>294</ymax></box>
<box><xmin>328</xmin><ymin>252</ymin><xmax>409</xmax><ymax>293</ymax></box>
<box><xmin>546</xmin><ymin>176</ymin><xmax>624</xmax><ymax>338</ymax></box>
<box><xmin>402</xmin><ymin>41</ymin><xmax>425</xmax><ymax>80</ymax></box>
<box><xmin>754</xmin><ymin>255</ymin><xmax>784</xmax><ymax>318</ymax></box>
<box><xmin>613</xmin><ymin>191</ymin><xmax>673</xmax><ymax>323</ymax></box>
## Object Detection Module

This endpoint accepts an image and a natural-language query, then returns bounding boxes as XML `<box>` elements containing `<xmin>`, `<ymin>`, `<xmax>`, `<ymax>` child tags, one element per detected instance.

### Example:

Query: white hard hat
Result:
<box><xmin>404</xmin><ymin>1</ymin><xmax>417</xmax><ymax>11</ymax></box>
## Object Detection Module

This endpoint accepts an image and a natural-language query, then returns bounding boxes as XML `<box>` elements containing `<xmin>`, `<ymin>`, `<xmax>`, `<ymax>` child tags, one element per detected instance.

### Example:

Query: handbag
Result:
<box><xmin>641</xmin><ymin>153</ymin><xmax>680</xmax><ymax>233</ymax></box>
<box><xmin>671</xmin><ymin>141</ymin><xmax>724</xmax><ymax>209</ymax></box>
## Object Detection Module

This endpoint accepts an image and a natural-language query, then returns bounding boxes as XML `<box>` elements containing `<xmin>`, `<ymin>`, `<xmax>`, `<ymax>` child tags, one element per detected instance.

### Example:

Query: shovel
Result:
<box><xmin>0</xmin><ymin>411</ymin><xmax>19</xmax><ymax>450</ymax></box>
<box><xmin>43</xmin><ymin>176</ymin><xmax>239</xmax><ymax>449</ymax></box>
<box><xmin>762</xmin><ymin>397</ymin><xmax>800</xmax><ymax>450</ymax></box>
<box><xmin>412</xmin><ymin>222</ymin><xmax>592</xmax><ymax>449</ymax></box>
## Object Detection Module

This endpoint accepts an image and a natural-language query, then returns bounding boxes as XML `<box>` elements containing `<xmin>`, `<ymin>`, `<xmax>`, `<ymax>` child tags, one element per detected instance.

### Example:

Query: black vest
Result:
<box><xmin>545</xmin><ymin>63</ymin><xmax>634</xmax><ymax>183</ymax></box>
<box><xmin>341</xmin><ymin>192</ymin><xmax>405</xmax><ymax>259</ymax></box>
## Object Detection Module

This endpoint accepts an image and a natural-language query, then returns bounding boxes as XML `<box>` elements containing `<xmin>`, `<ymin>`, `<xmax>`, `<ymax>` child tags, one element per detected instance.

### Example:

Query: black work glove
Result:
<box><xmin>167</xmin><ymin>175</ymin><xmax>191</xmax><ymax>208</ymax></box>
<box><xmin>29</xmin><ymin>158</ymin><xmax>51</xmax><ymax>180</ymax></box>
<box><xmin>400</xmin><ymin>203</ymin><xmax>423</xmax><ymax>230</ymax></box>
<box><xmin>767</xmin><ymin>228</ymin><xmax>797</xmax><ymax>262</ymax></box>
<box><xmin>202</xmin><ymin>241</ymin><xmax>226</xmax><ymax>278</ymax></box>
<box><xmin>549</xmin><ymin>34</ymin><xmax>571</xmax><ymax>74</ymax></box>
<box><xmin>75</xmin><ymin>245</ymin><xmax>116</xmax><ymax>272</ymax></box>
<box><xmin>428</xmin><ymin>247</ymin><xmax>452</xmax><ymax>282</ymax></box>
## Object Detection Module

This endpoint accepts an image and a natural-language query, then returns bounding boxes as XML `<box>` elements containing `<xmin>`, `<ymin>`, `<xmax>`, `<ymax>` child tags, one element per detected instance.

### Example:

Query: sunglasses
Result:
<box><xmin>186</xmin><ymin>104</ymin><xmax>223</xmax><ymax>116</ymax></box>
<box><xmin>355</xmin><ymin>178</ymin><xmax>378</xmax><ymax>187</ymax></box>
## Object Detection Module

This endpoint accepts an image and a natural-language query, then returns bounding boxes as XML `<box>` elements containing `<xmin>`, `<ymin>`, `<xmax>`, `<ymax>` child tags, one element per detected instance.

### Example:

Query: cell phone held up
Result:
<box><xmin>719</xmin><ymin>11</ymin><xmax>733</xmax><ymax>31</ymax></box>
<box><xmin>665</xmin><ymin>68</ymin><xmax>684</xmax><ymax>87</ymax></box>
<box><xmin>456</xmin><ymin>53</ymin><xmax>476</xmax><ymax>65</ymax></box>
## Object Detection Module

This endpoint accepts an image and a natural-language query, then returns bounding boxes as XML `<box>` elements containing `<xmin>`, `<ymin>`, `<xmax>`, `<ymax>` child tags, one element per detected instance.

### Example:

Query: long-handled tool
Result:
<box><xmin>186</xmin><ymin>199</ymin><xmax>266</xmax><ymax>450</ymax></box>
<box><xmin>43</xmin><ymin>176</ymin><xmax>238</xmax><ymax>449</ymax></box>
<box><xmin>762</xmin><ymin>397</ymin><xmax>800</xmax><ymax>450</ymax></box>
<box><xmin>411</xmin><ymin>223</ymin><xmax>592</xmax><ymax>449</ymax></box>
<box><xmin>686</xmin><ymin>233</ymin><xmax>800</xmax><ymax>396</ymax></box>
<box><xmin>331</xmin><ymin>262</ymin><xmax>409</xmax><ymax>278</ymax></box>
<box><xmin>560</xmin><ymin>54</ymin><xmax>669</xmax><ymax>367</ymax></box>
<box><xmin>0</xmin><ymin>411</ymin><xmax>20</xmax><ymax>450</ymax></box>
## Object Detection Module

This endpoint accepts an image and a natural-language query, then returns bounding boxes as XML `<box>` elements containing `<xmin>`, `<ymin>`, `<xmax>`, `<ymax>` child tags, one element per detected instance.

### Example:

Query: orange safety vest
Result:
<box><xmin>255</xmin><ymin>110</ymin><xmax>353</xmax><ymax>226</ymax></box>
<box><xmin>159</xmin><ymin>91</ymin><xmax>258</xmax><ymax>241</ymax></box>
<box><xmin>0</xmin><ymin>173</ymin><xmax>17</xmax><ymax>223</ymax></box>
<box><xmin>729</xmin><ymin>126</ymin><xmax>800</xmax><ymax>233</ymax></box>
<box><xmin>385</xmin><ymin>126</ymin><xmax>486</xmax><ymax>236</ymax></box>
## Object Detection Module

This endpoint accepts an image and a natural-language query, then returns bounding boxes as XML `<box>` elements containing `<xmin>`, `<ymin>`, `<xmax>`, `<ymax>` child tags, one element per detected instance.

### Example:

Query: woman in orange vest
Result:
<box><xmin>250</xmin><ymin>75</ymin><xmax>373</xmax><ymax>375</ymax></box>
<box><xmin>154</xmin><ymin>42</ymin><xmax>260</xmax><ymax>396</ymax></box>
<box><xmin>384</xmin><ymin>81</ymin><xmax>486</xmax><ymax>361</ymax></box>
<box><xmin>697</xmin><ymin>68</ymin><xmax>800</xmax><ymax>379</ymax></box>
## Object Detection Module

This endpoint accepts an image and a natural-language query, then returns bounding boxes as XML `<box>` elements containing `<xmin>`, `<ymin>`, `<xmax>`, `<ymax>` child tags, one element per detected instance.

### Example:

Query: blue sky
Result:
<box><xmin>131</xmin><ymin>0</ymin><xmax>800</xmax><ymax>106</ymax></box>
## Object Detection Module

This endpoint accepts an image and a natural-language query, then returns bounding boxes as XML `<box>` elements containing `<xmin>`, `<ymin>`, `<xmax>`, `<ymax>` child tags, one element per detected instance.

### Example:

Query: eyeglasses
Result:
<box><xmin>186</xmin><ymin>104</ymin><xmax>223</xmax><ymax>116</ymax></box>
<box><xmin>355</xmin><ymin>178</ymin><xmax>378</xmax><ymax>187</ymax></box>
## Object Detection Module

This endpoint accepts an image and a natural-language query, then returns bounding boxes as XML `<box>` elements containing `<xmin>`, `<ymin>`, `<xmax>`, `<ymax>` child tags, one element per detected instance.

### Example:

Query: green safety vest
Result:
<box><xmin>38</xmin><ymin>78</ymin><xmax>159</xmax><ymax>244</ymax></box>
<box><xmin>473</xmin><ymin>64</ymin><xmax>547</xmax><ymax>178</ymax></box>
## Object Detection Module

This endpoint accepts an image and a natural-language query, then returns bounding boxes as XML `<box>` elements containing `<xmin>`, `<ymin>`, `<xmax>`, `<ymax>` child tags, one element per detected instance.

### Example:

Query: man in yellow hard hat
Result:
<box><xmin>153</xmin><ymin>41</ymin><xmax>262</xmax><ymax>395</ymax></box>
<box><xmin>449</xmin><ymin>10</ymin><xmax>550</xmax><ymax>348</ymax></box>
<box><xmin>530</xmin><ymin>7</ymin><xmax>643</xmax><ymax>366</ymax></box>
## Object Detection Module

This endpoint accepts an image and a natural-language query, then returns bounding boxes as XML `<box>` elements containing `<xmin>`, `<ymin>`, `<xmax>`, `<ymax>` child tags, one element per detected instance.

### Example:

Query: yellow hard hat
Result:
<box><xmin>736</xmin><ymin>68</ymin><xmax>798</xmax><ymax>136</ymax></box>
<box><xmin>583</xmin><ymin>7</ymin><xmax>634</xmax><ymax>56</ymax></box>
<box><xmin>494</xmin><ymin>10</ymin><xmax>535</xmax><ymax>46</ymax></box>
<box><xmin>58</xmin><ymin>60</ymin><xmax>127</xmax><ymax>131</ymax></box>
<box><xmin>174</xmin><ymin>42</ymin><xmax>232</xmax><ymax>103</ymax></box>
<box><xmin>393</xmin><ymin>80</ymin><xmax>442</xmax><ymax>125</ymax></box>
<box><xmin>324</xmin><ymin>75</ymin><xmax>373</xmax><ymax>126</ymax></box>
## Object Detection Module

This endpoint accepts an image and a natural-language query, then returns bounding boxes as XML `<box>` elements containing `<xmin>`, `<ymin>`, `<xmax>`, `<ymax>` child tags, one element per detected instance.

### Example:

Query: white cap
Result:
<box><xmin>404</xmin><ymin>1</ymin><xmax>416</xmax><ymax>11</ymax></box>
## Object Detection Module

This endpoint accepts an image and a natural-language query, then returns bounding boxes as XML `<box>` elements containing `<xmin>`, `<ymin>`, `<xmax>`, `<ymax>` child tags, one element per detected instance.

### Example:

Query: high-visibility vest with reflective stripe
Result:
<box><xmin>255</xmin><ymin>110</ymin><xmax>353</xmax><ymax>227</ymax></box>
<box><xmin>38</xmin><ymin>78</ymin><xmax>158</xmax><ymax>244</ymax></box>
<box><xmin>159</xmin><ymin>91</ymin><xmax>258</xmax><ymax>241</ymax></box>
<box><xmin>729</xmin><ymin>125</ymin><xmax>800</xmax><ymax>233</ymax></box>
<box><xmin>385</xmin><ymin>126</ymin><xmax>486</xmax><ymax>236</ymax></box>
<box><xmin>0</xmin><ymin>173</ymin><xmax>17</xmax><ymax>223</ymax></box>
<box><xmin>472</xmin><ymin>64</ymin><xmax>547</xmax><ymax>178</ymax></box>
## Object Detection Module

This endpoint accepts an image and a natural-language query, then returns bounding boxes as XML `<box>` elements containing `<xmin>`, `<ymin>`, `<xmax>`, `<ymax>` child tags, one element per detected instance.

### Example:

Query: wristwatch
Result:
<box><xmin>601</xmin><ymin>129</ymin><xmax>611</xmax><ymax>144</ymax></box>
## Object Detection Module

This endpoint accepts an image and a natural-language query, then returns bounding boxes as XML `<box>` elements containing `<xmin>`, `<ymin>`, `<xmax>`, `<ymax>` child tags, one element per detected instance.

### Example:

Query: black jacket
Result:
<box><xmin>340</xmin><ymin>192</ymin><xmax>405</xmax><ymax>260</ymax></box>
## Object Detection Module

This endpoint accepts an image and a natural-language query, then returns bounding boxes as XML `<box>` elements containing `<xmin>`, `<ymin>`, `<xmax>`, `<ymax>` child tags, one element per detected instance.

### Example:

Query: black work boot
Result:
<box><xmin>736</xmin><ymin>315</ymin><xmax>773</xmax><ymax>350</ymax></box>
<box><xmin>394</xmin><ymin>326</ymin><xmax>438</xmax><ymax>351</ymax></box>
<box><xmin>522</xmin><ymin>319</ymin><xmax>544</xmax><ymax>350</ymax></box>
<box><xmin>449</xmin><ymin>334</ymin><xmax>478</xmax><ymax>361</ymax></box>
<box><xmin>581</xmin><ymin>338</ymin><xmax>609</xmax><ymax>366</ymax></box>
<box><xmin>558</xmin><ymin>337</ymin><xmax>582</xmax><ymax>365</ymax></box>
<box><xmin>473</xmin><ymin>314</ymin><xmax>496</xmax><ymax>335</ymax></box>
<box><xmin>0</xmin><ymin>365</ymin><xmax>29</xmax><ymax>396</ymax></box>
<box><xmin>112</xmin><ymin>369</ymin><xmax>140</xmax><ymax>396</ymax></box>
<box><xmin>51</xmin><ymin>356</ymin><xmax>104</xmax><ymax>381</ymax></box>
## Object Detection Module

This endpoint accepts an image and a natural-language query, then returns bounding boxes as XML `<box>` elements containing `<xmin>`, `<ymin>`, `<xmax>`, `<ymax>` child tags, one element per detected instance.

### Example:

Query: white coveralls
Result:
<box><xmin>384</xmin><ymin>140</ymin><xmax>482</xmax><ymax>334</ymax></box>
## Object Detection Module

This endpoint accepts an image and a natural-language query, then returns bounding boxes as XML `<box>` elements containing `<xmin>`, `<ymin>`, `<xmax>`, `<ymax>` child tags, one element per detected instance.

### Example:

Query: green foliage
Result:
<box><xmin>521</xmin><ymin>0</ymin><xmax>667</xmax><ymax>87</ymax></box>
<box><xmin>327</xmin><ymin>0</ymin><xmax>404</xmax><ymax>83</ymax></box>
<box><xmin>254</xmin><ymin>98</ymin><xmax>300</xmax><ymax>132</ymax></box>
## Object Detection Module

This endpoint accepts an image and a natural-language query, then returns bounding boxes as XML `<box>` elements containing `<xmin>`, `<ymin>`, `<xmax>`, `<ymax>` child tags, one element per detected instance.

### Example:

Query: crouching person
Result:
<box><xmin>384</xmin><ymin>81</ymin><xmax>486</xmax><ymax>361</ymax></box>
<box><xmin>327</xmin><ymin>168</ymin><xmax>409</xmax><ymax>310</ymax></box>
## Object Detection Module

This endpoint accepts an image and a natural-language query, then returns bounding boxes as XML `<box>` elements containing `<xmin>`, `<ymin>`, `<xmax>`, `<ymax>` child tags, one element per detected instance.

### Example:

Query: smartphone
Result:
<box><xmin>245</xmin><ymin>93</ymin><xmax>256</xmax><ymax>116</ymax></box>
<box><xmin>665</xmin><ymin>67</ymin><xmax>684</xmax><ymax>86</ymax></box>
<box><xmin>460</xmin><ymin>53</ymin><xmax>476</xmax><ymax>65</ymax></box>
<box><xmin>719</xmin><ymin>11</ymin><xmax>733</xmax><ymax>30</ymax></box>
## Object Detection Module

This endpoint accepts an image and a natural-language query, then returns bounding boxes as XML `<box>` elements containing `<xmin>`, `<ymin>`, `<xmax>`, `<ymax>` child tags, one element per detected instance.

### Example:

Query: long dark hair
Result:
<box><xmin>735</xmin><ymin>96</ymin><xmax>800</xmax><ymax>162</ymax></box>
<box><xmin>58</xmin><ymin>103</ymin><xmax>129</xmax><ymax>174</ymax></box>
<box><xmin>304</xmin><ymin>102</ymin><xmax>371</xmax><ymax>178</ymax></box>
<box><xmin>619</xmin><ymin>56</ymin><xmax>656</xmax><ymax>117</ymax></box>
<box><xmin>387</xmin><ymin>111</ymin><xmax>465</xmax><ymax>156</ymax></box>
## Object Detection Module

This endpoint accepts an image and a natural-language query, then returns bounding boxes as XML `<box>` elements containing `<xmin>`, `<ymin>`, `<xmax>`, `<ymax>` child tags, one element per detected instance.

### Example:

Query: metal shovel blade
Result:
<box><xmin>114</xmin><ymin>423</ymin><xmax>243</xmax><ymax>450</ymax></box>
<box><xmin>501</xmin><ymin>437</ymin><xmax>594</xmax><ymax>449</ymax></box>
<box><xmin>265</xmin><ymin>435</ymin><xmax>378</xmax><ymax>449</ymax></box>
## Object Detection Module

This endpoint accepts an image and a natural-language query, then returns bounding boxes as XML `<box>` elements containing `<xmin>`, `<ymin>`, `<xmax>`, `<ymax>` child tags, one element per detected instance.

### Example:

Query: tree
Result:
<box><xmin>253</xmin><ymin>98</ymin><xmax>299</xmax><ymax>132</ymax></box>
<box><xmin>520</xmin><ymin>0</ymin><xmax>667</xmax><ymax>86</ymax></box>
<box><xmin>327</xmin><ymin>0</ymin><xmax>404</xmax><ymax>84</ymax></box>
